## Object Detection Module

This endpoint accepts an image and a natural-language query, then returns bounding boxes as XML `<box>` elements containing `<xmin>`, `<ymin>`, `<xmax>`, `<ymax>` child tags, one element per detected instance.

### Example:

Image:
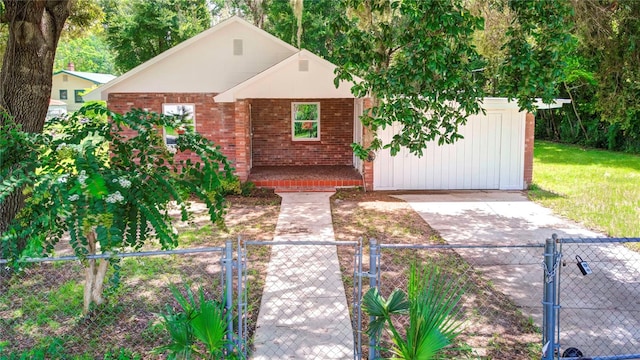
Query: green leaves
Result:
<box><xmin>156</xmin><ymin>284</ymin><xmax>232</xmax><ymax>359</ymax></box>
<box><xmin>363</xmin><ymin>288</ymin><xmax>409</xmax><ymax>340</ymax></box>
<box><xmin>363</xmin><ymin>263</ymin><xmax>465</xmax><ymax>359</ymax></box>
<box><xmin>336</xmin><ymin>0</ymin><xmax>486</xmax><ymax>159</ymax></box>
<box><xmin>0</xmin><ymin>102</ymin><xmax>233</xmax><ymax>273</ymax></box>
<box><xmin>499</xmin><ymin>0</ymin><xmax>575</xmax><ymax>111</ymax></box>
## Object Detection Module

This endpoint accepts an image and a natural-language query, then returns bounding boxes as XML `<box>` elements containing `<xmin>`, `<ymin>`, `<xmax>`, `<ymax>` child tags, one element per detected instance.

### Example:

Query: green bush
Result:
<box><xmin>218</xmin><ymin>178</ymin><xmax>255</xmax><ymax>197</ymax></box>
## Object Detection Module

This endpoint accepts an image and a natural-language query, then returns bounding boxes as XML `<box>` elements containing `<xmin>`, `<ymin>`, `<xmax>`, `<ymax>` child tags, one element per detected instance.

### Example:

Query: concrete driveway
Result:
<box><xmin>395</xmin><ymin>191</ymin><xmax>640</xmax><ymax>357</ymax></box>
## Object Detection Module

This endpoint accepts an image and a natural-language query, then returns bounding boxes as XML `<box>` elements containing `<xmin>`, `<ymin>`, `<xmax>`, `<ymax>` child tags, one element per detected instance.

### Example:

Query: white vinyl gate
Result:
<box><xmin>373</xmin><ymin>108</ymin><xmax>526</xmax><ymax>190</ymax></box>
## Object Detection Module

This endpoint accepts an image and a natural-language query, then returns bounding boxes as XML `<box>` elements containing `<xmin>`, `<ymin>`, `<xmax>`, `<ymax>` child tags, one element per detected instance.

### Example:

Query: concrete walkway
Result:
<box><xmin>251</xmin><ymin>192</ymin><xmax>353</xmax><ymax>359</ymax></box>
<box><xmin>395</xmin><ymin>191</ymin><xmax>640</xmax><ymax>356</ymax></box>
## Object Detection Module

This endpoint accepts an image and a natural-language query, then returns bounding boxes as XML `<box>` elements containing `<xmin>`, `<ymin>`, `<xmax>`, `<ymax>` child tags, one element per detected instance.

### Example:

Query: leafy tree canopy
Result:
<box><xmin>54</xmin><ymin>34</ymin><xmax>116</xmax><ymax>74</ymax></box>
<box><xmin>102</xmin><ymin>0</ymin><xmax>213</xmax><ymax>73</ymax></box>
<box><xmin>0</xmin><ymin>104</ymin><xmax>234</xmax><ymax>312</ymax></box>
<box><xmin>335</xmin><ymin>0</ymin><xmax>488</xmax><ymax>158</ymax></box>
<box><xmin>263</xmin><ymin>0</ymin><xmax>353</xmax><ymax>64</ymax></box>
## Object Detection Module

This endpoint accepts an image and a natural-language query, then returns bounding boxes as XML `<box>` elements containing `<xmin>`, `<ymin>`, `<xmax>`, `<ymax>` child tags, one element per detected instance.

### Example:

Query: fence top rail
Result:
<box><xmin>378</xmin><ymin>243</ymin><xmax>545</xmax><ymax>250</ymax></box>
<box><xmin>556</xmin><ymin>236</ymin><xmax>640</xmax><ymax>244</ymax></box>
<box><xmin>0</xmin><ymin>246</ymin><xmax>225</xmax><ymax>264</ymax></box>
<box><xmin>243</xmin><ymin>240</ymin><xmax>359</xmax><ymax>247</ymax></box>
<box><xmin>562</xmin><ymin>355</ymin><xmax>640</xmax><ymax>360</ymax></box>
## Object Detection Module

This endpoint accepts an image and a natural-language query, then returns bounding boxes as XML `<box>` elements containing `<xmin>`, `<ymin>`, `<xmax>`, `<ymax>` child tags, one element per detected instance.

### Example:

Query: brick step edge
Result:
<box><xmin>274</xmin><ymin>187</ymin><xmax>339</xmax><ymax>193</ymax></box>
<box><xmin>251</xmin><ymin>179</ymin><xmax>363</xmax><ymax>188</ymax></box>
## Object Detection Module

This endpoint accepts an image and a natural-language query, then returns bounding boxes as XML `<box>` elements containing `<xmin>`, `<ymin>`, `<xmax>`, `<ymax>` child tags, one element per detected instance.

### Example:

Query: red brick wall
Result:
<box><xmin>107</xmin><ymin>93</ymin><xmax>249</xmax><ymax>180</ymax></box>
<box><xmin>251</xmin><ymin>98</ymin><xmax>354</xmax><ymax>166</ymax></box>
<box><xmin>523</xmin><ymin>112</ymin><xmax>535</xmax><ymax>188</ymax></box>
<box><xmin>233</xmin><ymin>100</ymin><xmax>251</xmax><ymax>180</ymax></box>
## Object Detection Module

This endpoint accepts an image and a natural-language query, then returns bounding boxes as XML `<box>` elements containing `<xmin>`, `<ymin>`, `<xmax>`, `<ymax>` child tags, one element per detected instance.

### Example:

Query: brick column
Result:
<box><xmin>362</xmin><ymin>97</ymin><xmax>375</xmax><ymax>191</ymax></box>
<box><xmin>234</xmin><ymin>100</ymin><xmax>250</xmax><ymax>181</ymax></box>
<box><xmin>523</xmin><ymin>112</ymin><xmax>535</xmax><ymax>188</ymax></box>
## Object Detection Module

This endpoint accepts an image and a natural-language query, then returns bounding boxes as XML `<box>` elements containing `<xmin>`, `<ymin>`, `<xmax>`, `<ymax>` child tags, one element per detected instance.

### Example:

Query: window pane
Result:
<box><xmin>59</xmin><ymin>90</ymin><xmax>67</xmax><ymax>100</ymax></box>
<box><xmin>74</xmin><ymin>90</ymin><xmax>84</xmax><ymax>103</ymax></box>
<box><xmin>292</xmin><ymin>102</ymin><xmax>319</xmax><ymax>141</ymax></box>
<box><xmin>294</xmin><ymin>103</ymin><xmax>318</xmax><ymax>120</ymax></box>
<box><xmin>293</xmin><ymin>121</ymin><xmax>318</xmax><ymax>139</ymax></box>
<box><xmin>163</xmin><ymin>104</ymin><xmax>195</xmax><ymax>146</ymax></box>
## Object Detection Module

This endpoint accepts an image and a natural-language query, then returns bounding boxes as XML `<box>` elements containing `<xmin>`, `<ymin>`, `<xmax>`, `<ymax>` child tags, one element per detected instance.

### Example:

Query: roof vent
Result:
<box><xmin>233</xmin><ymin>39</ymin><xmax>243</xmax><ymax>56</ymax></box>
<box><xmin>298</xmin><ymin>59</ymin><xmax>309</xmax><ymax>72</ymax></box>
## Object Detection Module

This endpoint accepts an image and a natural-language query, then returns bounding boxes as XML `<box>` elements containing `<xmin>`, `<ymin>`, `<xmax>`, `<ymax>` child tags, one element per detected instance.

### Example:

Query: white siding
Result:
<box><xmin>373</xmin><ymin>109</ymin><xmax>526</xmax><ymax>190</ymax></box>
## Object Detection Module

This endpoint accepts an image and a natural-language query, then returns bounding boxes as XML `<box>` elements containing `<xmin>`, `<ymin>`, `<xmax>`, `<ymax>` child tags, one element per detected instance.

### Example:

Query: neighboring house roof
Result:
<box><xmin>85</xmin><ymin>16</ymin><xmax>301</xmax><ymax>101</ymax></box>
<box><xmin>214</xmin><ymin>49</ymin><xmax>359</xmax><ymax>102</ymax></box>
<box><xmin>53</xmin><ymin>70</ymin><xmax>116</xmax><ymax>85</ymax></box>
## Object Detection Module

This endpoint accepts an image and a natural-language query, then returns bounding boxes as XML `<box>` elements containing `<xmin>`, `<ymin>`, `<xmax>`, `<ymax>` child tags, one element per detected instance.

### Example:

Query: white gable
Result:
<box><xmin>86</xmin><ymin>16</ymin><xmax>298</xmax><ymax>100</ymax></box>
<box><xmin>214</xmin><ymin>50</ymin><xmax>357</xmax><ymax>102</ymax></box>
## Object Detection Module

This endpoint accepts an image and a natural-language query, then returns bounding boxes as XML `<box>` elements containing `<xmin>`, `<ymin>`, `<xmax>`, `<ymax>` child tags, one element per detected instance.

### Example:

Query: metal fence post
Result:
<box><xmin>369</xmin><ymin>238</ymin><xmax>379</xmax><ymax>360</ymax></box>
<box><xmin>236</xmin><ymin>235</ymin><xmax>246</xmax><ymax>357</ymax></box>
<box><xmin>353</xmin><ymin>239</ymin><xmax>364</xmax><ymax>360</ymax></box>
<box><xmin>542</xmin><ymin>235</ymin><xmax>559</xmax><ymax>360</ymax></box>
<box><xmin>224</xmin><ymin>239</ymin><xmax>234</xmax><ymax>355</ymax></box>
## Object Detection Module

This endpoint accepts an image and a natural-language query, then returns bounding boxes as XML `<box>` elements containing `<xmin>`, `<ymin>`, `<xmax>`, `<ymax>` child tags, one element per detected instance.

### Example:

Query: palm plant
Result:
<box><xmin>363</xmin><ymin>263</ymin><xmax>465</xmax><ymax>359</ymax></box>
<box><xmin>156</xmin><ymin>284</ymin><xmax>236</xmax><ymax>359</ymax></box>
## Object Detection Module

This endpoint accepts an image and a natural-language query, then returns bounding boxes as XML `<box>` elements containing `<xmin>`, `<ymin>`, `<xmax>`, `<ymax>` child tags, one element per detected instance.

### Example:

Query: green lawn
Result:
<box><xmin>530</xmin><ymin>140</ymin><xmax>640</xmax><ymax>238</ymax></box>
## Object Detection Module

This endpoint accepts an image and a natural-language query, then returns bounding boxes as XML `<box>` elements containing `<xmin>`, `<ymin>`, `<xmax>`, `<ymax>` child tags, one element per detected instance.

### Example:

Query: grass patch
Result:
<box><xmin>0</xmin><ymin>195</ymin><xmax>280</xmax><ymax>358</ymax></box>
<box><xmin>530</xmin><ymin>141</ymin><xmax>640</xmax><ymax>238</ymax></box>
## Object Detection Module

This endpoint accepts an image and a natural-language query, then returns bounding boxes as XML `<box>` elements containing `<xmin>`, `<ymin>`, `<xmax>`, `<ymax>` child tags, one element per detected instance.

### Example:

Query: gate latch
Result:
<box><xmin>576</xmin><ymin>255</ymin><xmax>592</xmax><ymax>276</ymax></box>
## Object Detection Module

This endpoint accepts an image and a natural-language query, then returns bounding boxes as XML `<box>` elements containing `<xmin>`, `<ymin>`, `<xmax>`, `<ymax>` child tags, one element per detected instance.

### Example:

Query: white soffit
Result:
<box><xmin>214</xmin><ymin>50</ymin><xmax>359</xmax><ymax>102</ymax></box>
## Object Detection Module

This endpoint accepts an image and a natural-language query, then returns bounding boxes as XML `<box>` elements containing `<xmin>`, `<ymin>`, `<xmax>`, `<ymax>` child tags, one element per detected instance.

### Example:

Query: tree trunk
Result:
<box><xmin>0</xmin><ymin>0</ymin><xmax>71</xmax><ymax>252</ymax></box>
<box><xmin>83</xmin><ymin>230</ymin><xmax>109</xmax><ymax>314</ymax></box>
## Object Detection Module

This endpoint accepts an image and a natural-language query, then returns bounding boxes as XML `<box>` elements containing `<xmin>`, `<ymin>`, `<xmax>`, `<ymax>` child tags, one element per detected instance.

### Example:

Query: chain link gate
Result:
<box><xmin>357</xmin><ymin>239</ymin><xmax>547</xmax><ymax>360</ymax></box>
<box><xmin>542</xmin><ymin>235</ymin><xmax>640</xmax><ymax>360</ymax></box>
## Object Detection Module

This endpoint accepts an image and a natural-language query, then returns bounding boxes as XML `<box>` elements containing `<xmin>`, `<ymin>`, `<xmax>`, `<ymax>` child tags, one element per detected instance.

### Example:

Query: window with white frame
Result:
<box><xmin>292</xmin><ymin>102</ymin><xmax>320</xmax><ymax>141</ymax></box>
<box><xmin>163</xmin><ymin>104</ymin><xmax>195</xmax><ymax>147</ymax></box>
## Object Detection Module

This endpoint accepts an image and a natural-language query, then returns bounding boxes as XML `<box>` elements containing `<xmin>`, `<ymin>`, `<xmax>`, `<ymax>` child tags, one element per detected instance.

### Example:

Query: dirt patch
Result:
<box><xmin>331</xmin><ymin>189</ymin><xmax>540</xmax><ymax>359</ymax></box>
<box><xmin>0</xmin><ymin>194</ymin><xmax>281</xmax><ymax>358</ymax></box>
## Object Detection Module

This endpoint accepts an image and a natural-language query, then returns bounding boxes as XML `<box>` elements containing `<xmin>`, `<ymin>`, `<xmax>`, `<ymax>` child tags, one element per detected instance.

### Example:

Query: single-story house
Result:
<box><xmin>51</xmin><ymin>63</ymin><xmax>116</xmax><ymax>112</ymax></box>
<box><xmin>86</xmin><ymin>15</ymin><xmax>565</xmax><ymax>192</ymax></box>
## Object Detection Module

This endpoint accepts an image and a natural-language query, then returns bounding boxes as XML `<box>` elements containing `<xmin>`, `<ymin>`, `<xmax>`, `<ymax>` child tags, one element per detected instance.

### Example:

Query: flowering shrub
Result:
<box><xmin>0</xmin><ymin>103</ymin><xmax>234</xmax><ymax>313</ymax></box>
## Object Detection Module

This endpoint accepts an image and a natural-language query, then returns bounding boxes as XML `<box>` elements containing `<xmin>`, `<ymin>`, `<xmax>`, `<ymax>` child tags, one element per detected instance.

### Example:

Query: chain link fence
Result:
<box><xmin>238</xmin><ymin>239</ymin><xmax>547</xmax><ymax>360</ymax></box>
<box><xmin>363</xmin><ymin>241</ymin><xmax>545</xmax><ymax>360</ymax></box>
<box><xmin>5</xmin><ymin>236</ymin><xmax>640</xmax><ymax>359</ymax></box>
<box><xmin>543</xmin><ymin>236</ymin><xmax>640</xmax><ymax>360</ymax></box>
<box><xmin>0</xmin><ymin>247</ymin><xmax>229</xmax><ymax>359</ymax></box>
